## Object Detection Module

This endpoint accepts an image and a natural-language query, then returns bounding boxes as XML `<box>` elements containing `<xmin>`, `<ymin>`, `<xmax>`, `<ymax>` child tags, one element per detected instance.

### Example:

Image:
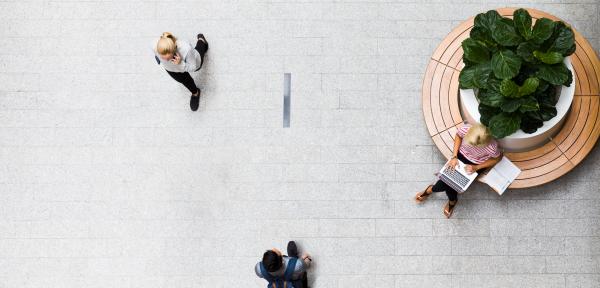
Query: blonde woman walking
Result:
<box><xmin>153</xmin><ymin>32</ymin><xmax>209</xmax><ymax>111</ymax></box>
<box><xmin>414</xmin><ymin>123</ymin><xmax>502</xmax><ymax>218</ymax></box>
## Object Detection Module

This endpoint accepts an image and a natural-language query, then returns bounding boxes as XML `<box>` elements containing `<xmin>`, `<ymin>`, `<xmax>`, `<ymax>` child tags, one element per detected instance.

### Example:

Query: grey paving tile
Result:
<box><xmin>433</xmin><ymin>255</ymin><xmax>546</xmax><ymax>274</ymax></box>
<box><xmin>395</xmin><ymin>236</ymin><xmax>451</xmax><ymax>256</ymax></box>
<box><xmin>376</xmin><ymin>219</ymin><xmax>433</xmax><ymax>237</ymax></box>
<box><xmin>319</xmin><ymin>219</ymin><xmax>376</xmax><ymax>237</ymax></box>
<box><xmin>433</xmin><ymin>219</ymin><xmax>490</xmax><ymax>236</ymax></box>
<box><xmin>395</xmin><ymin>274</ymin><xmax>450</xmax><ymax>288</ymax></box>
<box><xmin>507</xmin><ymin>236</ymin><xmax>565</xmax><ymax>256</ymax></box>
<box><xmin>565</xmin><ymin>237</ymin><xmax>600</xmax><ymax>256</ymax></box>
<box><xmin>452</xmin><ymin>274</ymin><xmax>565</xmax><ymax>288</ymax></box>
<box><xmin>546</xmin><ymin>256</ymin><xmax>600</xmax><ymax>273</ymax></box>
<box><xmin>451</xmin><ymin>236</ymin><xmax>509</xmax><ymax>256</ymax></box>
<box><xmin>490</xmin><ymin>219</ymin><xmax>546</xmax><ymax>236</ymax></box>
<box><xmin>566</xmin><ymin>274</ymin><xmax>600</xmax><ymax>288</ymax></box>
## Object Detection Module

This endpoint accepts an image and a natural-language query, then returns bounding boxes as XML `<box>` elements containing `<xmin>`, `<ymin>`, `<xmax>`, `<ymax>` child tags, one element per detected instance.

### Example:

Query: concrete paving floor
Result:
<box><xmin>0</xmin><ymin>0</ymin><xmax>599</xmax><ymax>287</ymax></box>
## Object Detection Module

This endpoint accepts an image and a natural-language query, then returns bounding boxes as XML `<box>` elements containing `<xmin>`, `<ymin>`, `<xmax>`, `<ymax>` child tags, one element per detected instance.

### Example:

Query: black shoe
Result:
<box><xmin>190</xmin><ymin>89</ymin><xmax>200</xmax><ymax>111</ymax></box>
<box><xmin>197</xmin><ymin>33</ymin><xmax>208</xmax><ymax>48</ymax></box>
<box><xmin>287</xmin><ymin>241</ymin><xmax>299</xmax><ymax>258</ymax></box>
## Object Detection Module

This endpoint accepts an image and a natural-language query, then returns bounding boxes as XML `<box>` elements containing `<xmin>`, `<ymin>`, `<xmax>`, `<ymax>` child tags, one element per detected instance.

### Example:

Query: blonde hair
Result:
<box><xmin>464</xmin><ymin>123</ymin><xmax>492</xmax><ymax>147</ymax></box>
<box><xmin>156</xmin><ymin>32</ymin><xmax>177</xmax><ymax>55</ymax></box>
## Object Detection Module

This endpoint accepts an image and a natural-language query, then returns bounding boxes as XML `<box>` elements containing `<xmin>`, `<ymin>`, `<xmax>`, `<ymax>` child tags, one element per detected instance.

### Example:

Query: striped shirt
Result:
<box><xmin>456</xmin><ymin>124</ymin><xmax>501</xmax><ymax>164</ymax></box>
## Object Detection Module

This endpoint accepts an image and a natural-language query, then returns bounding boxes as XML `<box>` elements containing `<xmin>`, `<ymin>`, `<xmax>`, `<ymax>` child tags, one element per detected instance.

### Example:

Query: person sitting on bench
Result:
<box><xmin>415</xmin><ymin>123</ymin><xmax>502</xmax><ymax>218</ymax></box>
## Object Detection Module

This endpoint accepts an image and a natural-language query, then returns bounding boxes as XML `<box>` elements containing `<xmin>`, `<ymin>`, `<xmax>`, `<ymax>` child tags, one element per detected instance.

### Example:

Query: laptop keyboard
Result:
<box><xmin>443</xmin><ymin>166</ymin><xmax>470</xmax><ymax>188</ymax></box>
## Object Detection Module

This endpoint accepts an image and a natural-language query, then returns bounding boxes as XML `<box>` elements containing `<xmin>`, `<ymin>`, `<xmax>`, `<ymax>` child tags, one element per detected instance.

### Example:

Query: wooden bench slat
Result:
<box><xmin>440</xmin><ymin>126</ymin><xmax>458</xmax><ymax>151</ymax></box>
<box><xmin>509</xmin><ymin>160</ymin><xmax>574</xmax><ymax>188</ymax></box>
<box><xmin>569</xmin><ymin>97</ymin><xmax>600</xmax><ymax>164</ymax></box>
<box><xmin>448</xmin><ymin>69</ymin><xmax>463</xmax><ymax>125</ymax></box>
<box><xmin>431</xmin><ymin>123</ymin><xmax>462</xmax><ymax>159</ymax></box>
<box><xmin>511</xmin><ymin>146</ymin><xmax>564</xmax><ymax>171</ymax></box>
<box><xmin>516</xmin><ymin>153</ymin><xmax>571</xmax><ymax>180</ymax></box>
<box><xmin>572</xmin><ymin>52</ymin><xmax>589</xmax><ymax>95</ymax></box>
<box><xmin>556</xmin><ymin>97</ymin><xmax>591</xmax><ymax>153</ymax></box>
<box><xmin>440</xmin><ymin>66</ymin><xmax>459</xmax><ymax>129</ymax></box>
<box><xmin>564</xmin><ymin>97</ymin><xmax>599</xmax><ymax>160</ymax></box>
<box><xmin>432</xmin><ymin>134</ymin><xmax>453</xmax><ymax>159</ymax></box>
<box><xmin>551</xmin><ymin>96</ymin><xmax>583</xmax><ymax>147</ymax></box>
<box><xmin>431</xmin><ymin>62</ymin><xmax>447</xmax><ymax>133</ymax></box>
<box><xmin>447</xmin><ymin>33</ymin><xmax>468</xmax><ymax>69</ymax></box>
<box><xmin>422</xmin><ymin>60</ymin><xmax>438</xmax><ymax>136</ymax></box>
<box><xmin>574</xmin><ymin>43</ymin><xmax>600</xmax><ymax>95</ymax></box>
<box><xmin>504</xmin><ymin>141</ymin><xmax>559</xmax><ymax>162</ymax></box>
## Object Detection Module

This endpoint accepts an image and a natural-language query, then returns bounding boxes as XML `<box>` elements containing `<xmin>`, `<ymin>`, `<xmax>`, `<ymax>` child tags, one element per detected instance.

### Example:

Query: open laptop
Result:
<box><xmin>438</xmin><ymin>159</ymin><xmax>478</xmax><ymax>193</ymax></box>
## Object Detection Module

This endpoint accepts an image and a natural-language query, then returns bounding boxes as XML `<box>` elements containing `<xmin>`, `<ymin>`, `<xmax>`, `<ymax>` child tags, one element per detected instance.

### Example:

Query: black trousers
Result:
<box><xmin>166</xmin><ymin>39</ymin><xmax>209</xmax><ymax>94</ymax></box>
<box><xmin>287</xmin><ymin>250</ymin><xmax>308</xmax><ymax>288</ymax></box>
<box><xmin>431</xmin><ymin>153</ymin><xmax>481</xmax><ymax>201</ymax></box>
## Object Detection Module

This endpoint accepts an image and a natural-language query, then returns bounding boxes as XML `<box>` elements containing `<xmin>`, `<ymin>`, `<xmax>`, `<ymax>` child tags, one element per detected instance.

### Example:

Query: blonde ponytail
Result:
<box><xmin>157</xmin><ymin>32</ymin><xmax>177</xmax><ymax>55</ymax></box>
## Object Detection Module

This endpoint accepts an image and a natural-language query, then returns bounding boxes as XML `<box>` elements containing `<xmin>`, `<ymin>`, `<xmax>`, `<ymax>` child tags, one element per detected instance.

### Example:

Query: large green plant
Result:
<box><xmin>459</xmin><ymin>9</ymin><xmax>575</xmax><ymax>138</ymax></box>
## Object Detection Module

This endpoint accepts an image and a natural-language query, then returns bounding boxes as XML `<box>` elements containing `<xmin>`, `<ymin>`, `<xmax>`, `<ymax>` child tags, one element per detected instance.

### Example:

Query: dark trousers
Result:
<box><xmin>166</xmin><ymin>39</ymin><xmax>209</xmax><ymax>94</ymax></box>
<box><xmin>287</xmin><ymin>250</ymin><xmax>308</xmax><ymax>288</ymax></box>
<box><xmin>431</xmin><ymin>153</ymin><xmax>481</xmax><ymax>201</ymax></box>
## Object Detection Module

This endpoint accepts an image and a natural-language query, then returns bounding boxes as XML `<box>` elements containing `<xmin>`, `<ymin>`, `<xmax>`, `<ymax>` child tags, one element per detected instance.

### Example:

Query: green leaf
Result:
<box><xmin>520</xmin><ymin>114</ymin><xmax>544</xmax><ymax>133</ymax></box>
<box><xmin>516</xmin><ymin>42</ymin><xmax>538</xmax><ymax>63</ymax></box>
<box><xmin>565</xmin><ymin>68</ymin><xmax>573</xmax><ymax>87</ymax></box>
<box><xmin>539</xmin><ymin>104</ymin><xmax>557</xmax><ymax>121</ymax></box>
<box><xmin>531</xmin><ymin>18</ymin><xmax>556</xmax><ymax>44</ymax></box>
<box><xmin>536</xmin><ymin>86</ymin><xmax>558</xmax><ymax>106</ymax></box>
<box><xmin>491</xmin><ymin>50</ymin><xmax>522</xmax><ymax>79</ymax></box>
<box><xmin>526</xmin><ymin>111</ymin><xmax>543</xmax><ymax>121</ymax></box>
<box><xmin>513</xmin><ymin>8</ymin><xmax>533</xmax><ymax>40</ymax></box>
<box><xmin>536</xmin><ymin>63</ymin><xmax>570</xmax><ymax>86</ymax></box>
<box><xmin>518</xmin><ymin>77</ymin><xmax>540</xmax><ymax>96</ymax></box>
<box><xmin>474</xmin><ymin>10</ymin><xmax>501</xmax><ymax>32</ymax></box>
<box><xmin>479</xmin><ymin>104</ymin><xmax>499</xmax><ymax>126</ymax></box>
<box><xmin>459</xmin><ymin>65</ymin><xmax>476</xmax><ymax>89</ymax></box>
<box><xmin>533</xmin><ymin>50</ymin><xmax>563</xmax><ymax>64</ymax></box>
<box><xmin>462</xmin><ymin>38</ymin><xmax>490</xmax><ymax>63</ymax></box>
<box><xmin>470</xmin><ymin>26</ymin><xmax>496</xmax><ymax>49</ymax></box>
<box><xmin>501</xmin><ymin>98</ymin><xmax>525</xmax><ymax>112</ymax></box>
<box><xmin>460</xmin><ymin>63</ymin><xmax>492</xmax><ymax>89</ymax></box>
<box><xmin>472</xmin><ymin>63</ymin><xmax>492</xmax><ymax>88</ymax></box>
<box><xmin>548</xmin><ymin>22</ymin><xmax>575</xmax><ymax>55</ymax></box>
<box><xmin>518</xmin><ymin>97</ymin><xmax>540</xmax><ymax>113</ymax></box>
<box><xmin>492</xmin><ymin>19</ymin><xmax>523</xmax><ymax>46</ymax></box>
<box><xmin>500</xmin><ymin>96</ymin><xmax>539</xmax><ymax>113</ymax></box>
<box><xmin>500</xmin><ymin>79</ymin><xmax>519</xmax><ymax>97</ymax></box>
<box><xmin>563</xmin><ymin>43</ymin><xmax>576</xmax><ymax>56</ymax></box>
<box><xmin>489</xmin><ymin>113</ymin><xmax>521</xmax><ymax>138</ymax></box>
<box><xmin>485</xmin><ymin>77</ymin><xmax>502</xmax><ymax>91</ymax></box>
<box><xmin>535</xmin><ymin>79</ymin><xmax>550</xmax><ymax>93</ymax></box>
<box><xmin>477</xmin><ymin>89</ymin><xmax>505</xmax><ymax>107</ymax></box>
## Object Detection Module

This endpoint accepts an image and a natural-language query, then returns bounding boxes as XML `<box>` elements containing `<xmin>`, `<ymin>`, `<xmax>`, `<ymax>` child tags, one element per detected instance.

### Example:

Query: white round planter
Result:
<box><xmin>459</xmin><ymin>57</ymin><xmax>576</xmax><ymax>152</ymax></box>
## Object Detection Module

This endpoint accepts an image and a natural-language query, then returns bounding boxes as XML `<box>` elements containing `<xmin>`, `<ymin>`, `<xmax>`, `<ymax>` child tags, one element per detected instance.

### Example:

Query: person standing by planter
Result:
<box><xmin>153</xmin><ymin>32</ymin><xmax>209</xmax><ymax>111</ymax></box>
<box><xmin>414</xmin><ymin>123</ymin><xmax>502</xmax><ymax>218</ymax></box>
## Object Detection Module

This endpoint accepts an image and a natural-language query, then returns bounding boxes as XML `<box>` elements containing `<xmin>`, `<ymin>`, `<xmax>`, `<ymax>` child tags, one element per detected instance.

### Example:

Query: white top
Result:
<box><xmin>152</xmin><ymin>39</ymin><xmax>202</xmax><ymax>73</ymax></box>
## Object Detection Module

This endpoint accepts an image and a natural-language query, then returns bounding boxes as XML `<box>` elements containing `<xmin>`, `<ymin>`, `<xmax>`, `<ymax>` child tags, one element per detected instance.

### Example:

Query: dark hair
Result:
<box><xmin>262</xmin><ymin>250</ymin><xmax>283</xmax><ymax>272</ymax></box>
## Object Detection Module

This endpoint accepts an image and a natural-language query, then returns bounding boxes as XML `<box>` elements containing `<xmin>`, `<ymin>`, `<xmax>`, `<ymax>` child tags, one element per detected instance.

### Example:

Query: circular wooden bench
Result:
<box><xmin>422</xmin><ymin>7</ymin><xmax>600</xmax><ymax>189</ymax></box>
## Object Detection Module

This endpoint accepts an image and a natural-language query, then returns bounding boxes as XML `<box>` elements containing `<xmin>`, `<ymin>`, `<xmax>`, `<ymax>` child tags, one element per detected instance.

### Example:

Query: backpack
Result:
<box><xmin>259</xmin><ymin>257</ymin><xmax>298</xmax><ymax>288</ymax></box>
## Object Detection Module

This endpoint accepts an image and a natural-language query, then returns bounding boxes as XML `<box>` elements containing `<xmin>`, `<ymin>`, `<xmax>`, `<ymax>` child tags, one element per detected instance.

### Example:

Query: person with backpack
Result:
<box><xmin>255</xmin><ymin>241</ymin><xmax>311</xmax><ymax>288</ymax></box>
<box><xmin>153</xmin><ymin>32</ymin><xmax>209</xmax><ymax>111</ymax></box>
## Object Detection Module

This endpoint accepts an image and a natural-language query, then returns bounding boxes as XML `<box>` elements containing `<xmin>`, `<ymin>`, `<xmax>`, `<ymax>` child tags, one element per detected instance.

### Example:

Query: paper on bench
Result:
<box><xmin>480</xmin><ymin>156</ymin><xmax>521</xmax><ymax>195</ymax></box>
